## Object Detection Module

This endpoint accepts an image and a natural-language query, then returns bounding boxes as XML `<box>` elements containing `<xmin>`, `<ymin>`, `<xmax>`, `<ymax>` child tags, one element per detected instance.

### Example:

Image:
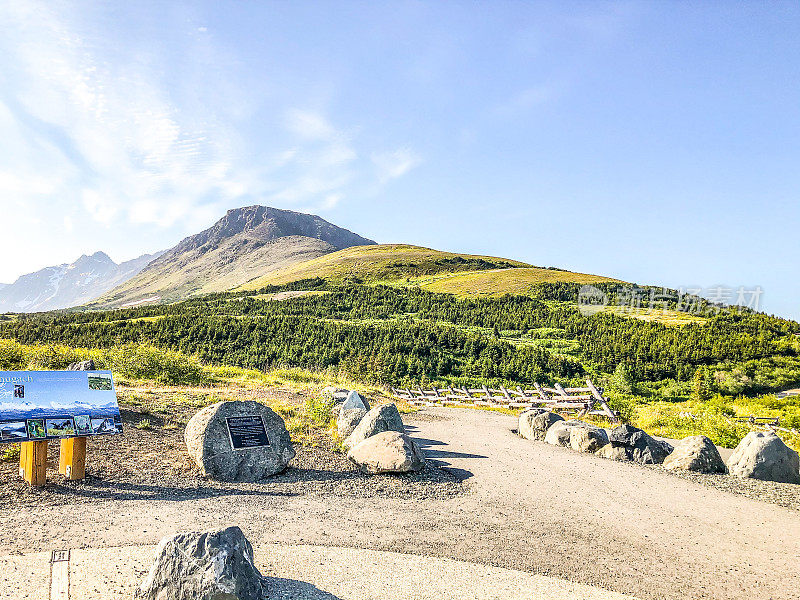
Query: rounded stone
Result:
<box><xmin>663</xmin><ymin>435</ymin><xmax>727</xmax><ymax>473</ymax></box>
<box><xmin>518</xmin><ymin>409</ymin><xmax>563</xmax><ymax>441</ymax></box>
<box><xmin>347</xmin><ymin>431</ymin><xmax>426</xmax><ymax>474</ymax></box>
<box><xmin>184</xmin><ymin>400</ymin><xmax>295</xmax><ymax>482</ymax></box>
<box><xmin>344</xmin><ymin>403</ymin><xmax>405</xmax><ymax>449</ymax></box>
<box><xmin>726</xmin><ymin>431</ymin><xmax>800</xmax><ymax>484</ymax></box>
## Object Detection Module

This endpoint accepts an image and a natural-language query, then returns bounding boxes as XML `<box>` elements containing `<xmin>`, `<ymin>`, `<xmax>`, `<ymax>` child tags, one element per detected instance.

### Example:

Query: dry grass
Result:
<box><xmin>237</xmin><ymin>244</ymin><xmax>531</xmax><ymax>289</ymax></box>
<box><xmin>407</xmin><ymin>267</ymin><xmax>620</xmax><ymax>297</ymax></box>
<box><xmin>602</xmin><ymin>305</ymin><xmax>707</xmax><ymax>326</ymax></box>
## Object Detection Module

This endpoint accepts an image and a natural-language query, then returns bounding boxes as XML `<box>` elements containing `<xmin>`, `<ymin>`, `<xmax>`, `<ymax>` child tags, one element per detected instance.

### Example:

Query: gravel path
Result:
<box><xmin>1</xmin><ymin>408</ymin><xmax>798</xmax><ymax>600</ymax></box>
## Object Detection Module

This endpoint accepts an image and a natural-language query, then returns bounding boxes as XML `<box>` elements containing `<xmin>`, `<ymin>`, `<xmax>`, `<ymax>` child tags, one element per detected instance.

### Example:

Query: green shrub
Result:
<box><xmin>104</xmin><ymin>344</ymin><xmax>207</xmax><ymax>385</ymax></box>
<box><xmin>305</xmin><ymin>393</ymin><xmax>335</xmax><ymax>428</ymax></box>
<box><xmin>0</xmin><ymin>339</ymin><xmax>26</xmax><ymax>370</ymax></box>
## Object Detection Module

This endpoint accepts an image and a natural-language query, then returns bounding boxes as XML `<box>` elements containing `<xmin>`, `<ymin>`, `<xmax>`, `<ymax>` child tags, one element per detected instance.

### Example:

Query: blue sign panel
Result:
<box><xmin>0</xmin><ymin>371</ymin><xmax>122</xmax><ymax>443</ymax></box>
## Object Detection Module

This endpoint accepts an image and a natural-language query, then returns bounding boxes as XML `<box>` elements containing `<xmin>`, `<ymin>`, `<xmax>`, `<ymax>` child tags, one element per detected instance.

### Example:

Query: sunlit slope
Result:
<box><xmin>237</xmin><ymin>244</ymin><xmax>529</xmax><ymax>289</ymax></box>
<box><xmin>410</xmin><ymin>267</ymin><xmax>621</xmax><ymax>297</ymax></box>
<box><xmin>238</xmin><ymin>243</ymin><xmax>619</xmax><ymax>295</ymax></box>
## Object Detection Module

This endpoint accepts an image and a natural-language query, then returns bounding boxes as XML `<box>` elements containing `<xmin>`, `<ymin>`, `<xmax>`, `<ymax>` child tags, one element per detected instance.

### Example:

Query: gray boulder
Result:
<box><xmin>68</xmin><ymin>359</ymin><xmax>96</xmax><ymax>371</ymax></box>
<box><xmin>136</xmin><ymin>526</ymin><xmax>267</xmax><ymax>600</ymax></box>
<box><xmin>569</xmin><ymin>423</ymin><xmax>609</xmax><ymax>453</ymax></box>
<box><xmin>347</xmin><ymin>431</ymin><xmax>426</xmax><ymax>474</ymax></box>
<box><xmin>599</xmin><ymin>425</ymin><xmax>673</xmax><ymax>464</ymax></box>
<box><xmin>340</xmin><ymin>390</ymin><xmax>370</xmax><ymax>412</ymax></box>
<box><xmin>663</xmin><ymin>435</ymin><xmax>727</xmax><ymax>473</ymax></box>
<box><xmin>344</xmin><ymin>403</ymin><xmax>405</xmax><ymax>449</ymax></box>
<box><xmin>185</xmin><ymin>401</ymin><xmax>295</xmax><ymax>482</ymax></box>
<box><xmin>543</xmin><ymin>420</ymin><xmax>583</xmax><ymax>447</ymax></box>
<box><xmin>518</xmin><ymin>409</ymin><xmax>564</xmax><ymax>441</ymax></box>
<box><xmin>337</xmin><ymin>407</ymin><xmax>367</xmax><ymax>439</ymax></box>
<box><xmin>726</xmin><ymin>431</ymin><xmax>800</xmax><ymax>484</ymax></box>
<box><xmin>596</xmin><ymin>443</ymin><xmax>630</xmax><ymax>461</ymax></box>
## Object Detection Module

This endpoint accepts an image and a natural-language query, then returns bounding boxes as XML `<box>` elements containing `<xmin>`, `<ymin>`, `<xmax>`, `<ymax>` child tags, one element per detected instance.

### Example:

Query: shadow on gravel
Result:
<box><xmin>267</xmin><ymin>578</ymin><xmax>343</xmax><ymax>599</ymax></box>
<box><xmin>407</xmin><ymin>428</ymin><xmax>486</xmax><ymax>482</ymax></box>
<box><xmin>46</xmin><ymin>477</ymin><xmax>300</xmax><ymax>502</ymax></box>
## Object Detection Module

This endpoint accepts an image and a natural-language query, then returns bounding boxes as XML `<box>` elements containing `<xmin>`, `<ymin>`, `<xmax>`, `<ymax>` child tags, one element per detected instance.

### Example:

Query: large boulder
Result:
<box><xmin>185</xmin><ymin>401</ymin><xmax>295</xmax><ymax>482</ymax></box>
<box><xmin>663</xmin><ymin>435</ymin><xmax>727</xmax><ymax>473</ymax></box>
<box><xmin>68</xmin><ymin>359</ymin><xmax>96</xmax><ymax>371</ymax></box>
<box><xmin>726</xmin><ymin>431</ymin><xmax>800</xmax><ymax>484</ymax></box>
<box><xmin>337</xmin><ymin>407</ymin><xmax>367</xmax><ymax>439</ymax></box>
<box><xmin>347</xmin><ymin>431</ymin><xmax>426</xmax><ymax>474</ymax></box>
<box><xmin>569</xmin><ymin>423</ymin><xmax>610</xmax><ymax>453</ymax></box>
<box><xmin>518</xmin><ymin>409</ymin><xmax>564</xmax><ymax>441</ymax></box>
<box><xmin>344</xmin><ymin>403</ymin><xmax>405</xmax><ymax>449</ymax></box>
<box><xmin>136</xmin><ymin>526</ymin><xmax>267</xmax><ymax>600</ymax></box>
<box><xmin>598</xmin><ymin>425</ymin><xmax>673</xmax><ymax>464</ymax></box>
<box><xmin>543</xmin><ymin>420</ymin><xmax>583</xmax><ymax>447</ymax></box>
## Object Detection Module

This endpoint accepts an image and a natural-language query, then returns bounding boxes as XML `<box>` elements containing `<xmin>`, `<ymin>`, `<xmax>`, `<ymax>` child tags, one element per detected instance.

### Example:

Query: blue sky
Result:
<box><xmin>0</xmin><ymin>2</ymin><xmax>798</xmax><ymax>319</ymax></box>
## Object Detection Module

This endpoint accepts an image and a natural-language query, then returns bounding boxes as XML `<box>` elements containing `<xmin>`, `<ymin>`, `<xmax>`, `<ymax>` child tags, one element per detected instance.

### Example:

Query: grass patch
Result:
<box><xmin>1</xmin><ymin>445</ymin><xmax>20</xmax><ymax>463</ymax></box>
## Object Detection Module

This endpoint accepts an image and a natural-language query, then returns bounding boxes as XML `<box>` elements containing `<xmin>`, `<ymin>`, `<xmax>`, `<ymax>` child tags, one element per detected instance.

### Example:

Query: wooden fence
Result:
<box><xmin>391</xmin><ymin>378</ymin><xmax>618</xmax><ymax>422</ymax></box>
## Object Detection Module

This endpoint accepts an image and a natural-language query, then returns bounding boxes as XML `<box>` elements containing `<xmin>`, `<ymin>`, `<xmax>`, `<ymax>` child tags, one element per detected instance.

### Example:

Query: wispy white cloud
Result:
<box><xmin>0</xmin><ymin>2</ymin><xmax>423</xmax><ymax>279</ymax></box>
<box><xmin>284</xmin><ymin>109</ymin><xmax>337</xmax><ymax>141</ymax></box>
<box><xmin>0</xmin><ymin>1</ymin><xmax>251</xmax><ymax>231</ymax></box>
<box><xmin>371</xmin><ymin>148</ymin><xmax>422</xmax><ymax>183</ymax></box>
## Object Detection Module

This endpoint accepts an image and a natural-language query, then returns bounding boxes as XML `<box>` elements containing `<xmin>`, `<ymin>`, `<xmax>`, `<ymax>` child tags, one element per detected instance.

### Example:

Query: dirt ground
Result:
<box><xmin>0</xmin><ymin>386</ymin><xmax>460</xmax><ymax>507</ymax></box>
<box><xmin>1</xmin><ymin>392</ymin><xmax>799</xmax><ymax>600</ymax></box>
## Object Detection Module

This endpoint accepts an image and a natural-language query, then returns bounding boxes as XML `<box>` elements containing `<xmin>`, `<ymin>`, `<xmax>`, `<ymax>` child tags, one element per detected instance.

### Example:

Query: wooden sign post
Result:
<box><xmin>19</xmin><ymin>440</ymin><xmax>48</xmax><ymax>486</ymax></box>
<box><xmin>58</xmin><ymin>437</ymin><xmax>87</xmax><ymax>480</ymax></box>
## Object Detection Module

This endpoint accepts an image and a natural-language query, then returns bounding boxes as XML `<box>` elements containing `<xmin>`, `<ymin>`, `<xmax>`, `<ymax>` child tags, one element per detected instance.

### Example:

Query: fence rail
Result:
<box><xmin>391</xmin><ymin>378</ymin><xmax>618</xmax><ymax>422</ymax></box>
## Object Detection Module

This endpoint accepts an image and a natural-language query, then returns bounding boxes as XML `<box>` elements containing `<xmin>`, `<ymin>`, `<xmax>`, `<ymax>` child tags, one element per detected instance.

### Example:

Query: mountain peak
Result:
<box><xmin>170</xmin><ymin>205</ymin><xmax>375</xmax><ymax>256</ymax></box>
<box><xmin>75</xmin><ymin>251</ymin><xmax>114</xmax><ymax>265</ymax></box>
<box><xmin>91</xmin><ymin>205</ymin><xmax>376</xmax><ymax>308</ymax></box>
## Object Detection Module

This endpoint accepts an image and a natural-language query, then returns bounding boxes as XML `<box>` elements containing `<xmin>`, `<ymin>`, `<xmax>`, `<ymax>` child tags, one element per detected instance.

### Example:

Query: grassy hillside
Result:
<box><xmin>238</xmin><ymin>244</ymin><xmax>616</xmax><ymax>293</ymax></box>
<box><xmin>406</xmin><ymin>267</ymin><xmax>620</xmax><ymax>297</ymax></box>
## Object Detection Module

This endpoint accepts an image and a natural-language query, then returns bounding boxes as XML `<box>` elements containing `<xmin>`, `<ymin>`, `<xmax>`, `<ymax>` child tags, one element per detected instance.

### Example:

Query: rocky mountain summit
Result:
<box><xmin>91</xmin><ymin>205</ymin><xmax>375</xmax><ymax>308</ymax></box>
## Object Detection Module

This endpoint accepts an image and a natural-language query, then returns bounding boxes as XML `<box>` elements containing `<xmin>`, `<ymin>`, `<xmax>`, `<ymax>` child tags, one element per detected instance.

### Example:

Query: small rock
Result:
<box><xmin>322</xmin><ymin>386</ymin><xmax>351</xmax><ymax>414</ymax></box>
<box><xmin>344</xmin><ymin>403</ymin><xmax>405</xmax><ymax>449</ymax></box>
<box><xmin>67</xmin><ymin>359</ymin><xmax>96</xmax><ymax>371</ymax></box>
<box><xmin>518</xmin><ymin>409</ymin><xmax>564</xmax><ymax>441</ymax></box>
<box><xmin>663</xmin><ymin>435</ymin><xmax>727</xmax><ymax>473</ymax></box>
<box><xmin>596</xmin><ymin>443</ymin><xmax>630</xmax><ymax>461</ymax></box>
<box><xmin>340</xmin><ymin>390</ymin><xmax>370</xmax><ymax>413</ymax></box>
<box><xmin>347</xmin><ymin>431</ymin><xmax>426</xmax><ymax>474</ymax></box>
<box><xmin>136</xmin><ymin>526</ymin><xmax>267</xmax><ymax>600</ymax></box>
<box><xmin>726</xmin><ymin>431</ymin><xmax>800</xmax><ymax>484</ymax></box>
<box><xmin>184</xmin><ymin>401</ymin><xmax>295</xmax><ymax>482</ymax></box>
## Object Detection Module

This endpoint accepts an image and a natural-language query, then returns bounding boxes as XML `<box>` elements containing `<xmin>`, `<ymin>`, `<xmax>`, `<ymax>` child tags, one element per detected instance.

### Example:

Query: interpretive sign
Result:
<box><xmin>0</xmin><ymin>370</ymin><xmax>122</xmax><ymax>444</ymax></box>
<box><xmin>225</xmin><ymin>415</ymin><xmax>270</xmax><ymax>450</ymax></box>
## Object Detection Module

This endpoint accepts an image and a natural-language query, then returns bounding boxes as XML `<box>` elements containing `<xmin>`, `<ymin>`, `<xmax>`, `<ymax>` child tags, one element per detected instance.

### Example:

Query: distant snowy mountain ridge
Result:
<box><xmin>0</xmin><ymin>250</ymin><xmax>163</xmax><ymax>313</ymax></box>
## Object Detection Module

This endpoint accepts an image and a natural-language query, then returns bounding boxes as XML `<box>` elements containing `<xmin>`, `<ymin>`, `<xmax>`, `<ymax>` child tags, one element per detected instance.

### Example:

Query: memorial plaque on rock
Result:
<box><xmin>185</xmin><ymin>400</ymin><xmax>295</xmax><ymax>482</ymax></box>
<box><xmin>226</xmin><ymin>416</ymin><xmax>270</xmax><ymax>450</ymax></box>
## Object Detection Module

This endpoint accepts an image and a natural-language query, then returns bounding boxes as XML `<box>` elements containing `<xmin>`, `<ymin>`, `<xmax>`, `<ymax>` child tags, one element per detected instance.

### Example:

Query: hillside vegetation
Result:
<box><xmin>237</xmin><ymin>243</ymin><xmax>614</xmax><ymax>293</ymax></box>
<box><xmin>4</xmin><ymin>280</ymin><xmax>799</xmax><ymax>449</ymax></box>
